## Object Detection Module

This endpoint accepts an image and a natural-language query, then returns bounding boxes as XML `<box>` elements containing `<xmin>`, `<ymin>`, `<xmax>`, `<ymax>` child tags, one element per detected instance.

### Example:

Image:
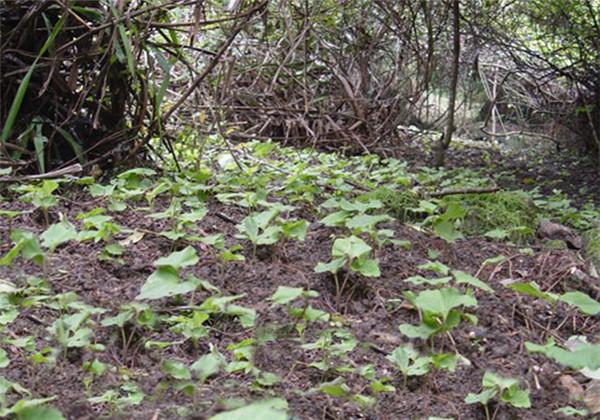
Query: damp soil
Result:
<box><xmin>1</xmin><ymin>184</ymin><xmax>598</xmax><ymax>420</ymax></box>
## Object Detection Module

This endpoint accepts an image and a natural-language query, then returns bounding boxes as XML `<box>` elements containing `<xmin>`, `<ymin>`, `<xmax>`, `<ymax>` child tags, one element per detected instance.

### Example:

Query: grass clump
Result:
<box><xmin>584</xmin><ymin>226</ymin><xmax>600</xmax><ymax>271</ymax></box>
<box><xmin>362</xmin><ymin>187</ymin><xmax>420</xmax><ymax>222</ymax></box>
<box><xmin>448</xmin><ymin>191</ymin><xmax>537</xmax><ymax>242</ymax></box>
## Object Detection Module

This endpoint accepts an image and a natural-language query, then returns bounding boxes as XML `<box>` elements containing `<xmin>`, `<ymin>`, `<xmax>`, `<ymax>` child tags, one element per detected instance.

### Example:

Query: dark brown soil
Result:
<box><xmin>1</xmin><ymin>184</ymin><xmax>598</xmax><ymax>420</ymax></box>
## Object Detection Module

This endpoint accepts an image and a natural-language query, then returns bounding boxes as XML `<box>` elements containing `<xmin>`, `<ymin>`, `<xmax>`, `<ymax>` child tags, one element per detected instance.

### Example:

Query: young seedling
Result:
<box><xmin>399</xmin><ymin>287</ymin><xmax>477</xmax><ymax>351</ymax></box>
<box><xmin>386</xmin><ymin>344</ymin><xmax>432</xmax><ymax>387</ymax></box>
<box><xmin>200</xmin><ymin>233</ymin><xmax>245</xmax><ymax>276</ymax></box>
<box><xmin>236</xmin><ymin>206</ymin><xmax>308</xmax><ymax>259</ymax></box>
<box><xmin>465</xmin><ymin>371</ymin><xmax>531</xmax><ymax>420</ymax></box>
<box><xmin>301</xmin><ymin>328</ymin><xmax>357</xmax><ymax>374</ymax></box>
<box><xmin>314</xmin><ymin>235</ymin><xmax>380</xmax><ymax>309</ymax></box>
<box><xmin>269</xmin><ymin>286</ymin><xmax>325</xmax><ymax>336</ymax></box>
<box><xmin>14</xmin><ymin>180</ymin><xmax>60</xmax><ymax>226</ymax></box>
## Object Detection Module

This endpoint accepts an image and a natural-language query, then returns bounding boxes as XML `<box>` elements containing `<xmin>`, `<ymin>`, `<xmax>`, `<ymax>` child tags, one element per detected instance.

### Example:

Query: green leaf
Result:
<box><xmin>0</xmin><ymin>349</ymin><xmax>9</xmax><ymax>368</ymax></box>
<box><xmin>484</xmin><ymin>228</ymin><xmax>510</xmax><ymax>239</ymax></box>
<box><xmin>482</xmin><ymin>371</ymin><xmax>519</xmax><ymax>390</ymax></box>
<box><xmin>418</xmin><ymin>261</ymin><xmax>450</xmax><ymax>275</ymax></box>
<box><xmin>554</xmin><ymin>406</ymin><xmax>589</xmax><ymax>416</ymax></box>
<box><xmin>414</xmin><ymin>288</ymin><xmax>478</xmax><ymax>318</ymax></box>
<box><xmin>280</xmin><ymin>219</ymin><xmax>309</xmax><ymax>241</ymax></box>
<box><xmin>431</xmin><ymin>353</ymin><xmax>458</xmax><ymax>372</ymax></box>
<box><xmin>155</xmin><ymin>246</ymin><xmax>199</xmax><ymax>270</ymax></box>
<box><xmin>314</xmin><ymin>257</ymin><xmax>346</xmax><ymax>274</ymax></box>
<box><xmin>238</xmin><ymin>216</ymin><xmax>259</xmax><ymax>243</ymax></box>
<box><xmin>559</xmin><ymin>291</ymin><xmax>600</xmax><ymax>315</ymax></box>
<box><xmin>404</xmin><ymin>276</ymin><xmax>452</xmax><ymax>286</ymax></box>
<box><xmin>318</xmin><ymin>378</ymin><xmax>351</xmax><ymax>397</ymax></box>
<box><xmin>433</xmin><ymin>220</ymin><xmax>464</xmax><ymax>243</ymax></box>
<box><xmin>14</xmin><ymin>405</ymin><xmax>65</xmax><ymax>420</ymax></box>
<box><xmin>290</xmin><ymin>305</ymin><xmax>330</xmax><ymax>322</ymax></box>
<box><xmin>100</xmin><ymin>309</ymin><xmax>134</xmax><ymax>328</ymax></box>
<box><xmin>483</xmin><ymin>255</ymin><xmax>506</xmax><ymax>265</ymax></box>
<box><xmin>387</xmin><ymin>345</ymin><xmax>431</xmax><ymax>377</ymax></box>
<box><xmin>270</xmin><ymin>286</ymin><xmax>304</xmax><ymax>306</ymax></box>
<box><xmin>351</xmin><ymin>258</ymin><xmax>380</xmax><ymax>277</ymax></box>
<box><xmin>525</xmin><ymin>340</ymin><xmax>600</xmax><ymax>370</ymax></box>
<box><xmin>136</xmin><ymin>268</ymin><xmax>199</xmax><ymax>300</ymax></box>
<box><xmin>191</xmin><ymin>350</ymin><xmax>225</xmax><ymax>382</ymax></box>
<box><xmin>452</xmin><ymin>270</ymin><xmax>493</xmax><ymax>293</ymax></box>
<box><xmin>345</xmin><ymin>214</ymin><xmax>391</xmax><ymax>230</ymax></box>
<box><xmin>40</xmin><ymin>221</ymin><xmax>77</xmax><ymax>252</ymax></box>
<box><xmin>225</xmin><ymin>305</ymin><xmax>256</xmax><ymax>328</ymax></box>
<box><xmin>370</xmin><ymin>380</ymin><xmax>396</xmax><ymax>393</ymax></box>
<box><xmin>502</xmin><ymin>388</ymin><xmax>531</xmax><ymax>408</ymax></box>
<box><xmin>256</xmin><ymin>225</ymin><xmax>282</xmax><ymax>245</ymax></box>
<box><xmin>162</xmin><ymin>360</ymin><xmax>191</xmax><ymax>380</ymax></box>
<box><xmin>507</xmin><ymin>282</ymin><xmax>558</xmax><ymax>303</ymax></box>
<box><xmin>441</xmin><ymin>202</ymin><xmax>466</xmax><ymax>220</ymax></box>
<box><xmin>398</xmin><ymin>323</ymin><xmax>436</xmax><ymax>339</ymax></box>
<box><xmin>208</xmin><ymin>398</ymin><xmax>288</xmax><ymax>420</ymax></box>
<box><xmin>0</xmin><ymin>230</ymin><xmax>45</xmax><ymax>266</ymax></box>
<box><xmin>332</xmin><ymin>236</ymin><xmax>371</xmax><ymax>260</ymax></box>
<box><xmin>179</xmin><ymin>208</ymin><xmax>208</xmax><ymax>224</ymax></box>
<box><xmin>465</xmin><ymin>388</ymin><xmax>496</xmax><ymax>405</ymax></box>
<box><xmin>320</xmin><ymin>211</ymin><xmax>350</xmax><ymax>227</ymax></box>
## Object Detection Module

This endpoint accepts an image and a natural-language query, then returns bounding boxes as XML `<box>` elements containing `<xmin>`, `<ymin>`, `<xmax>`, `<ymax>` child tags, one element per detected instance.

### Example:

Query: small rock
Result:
<box><xmin>537</xmin><ymin>220</ymin><xmax>583</xmax><ymax>249</ymax></box>
<box><xmin>468</xmin><ymin>326</ymin><xmax>487</xmax><ymax>339</ymax></box>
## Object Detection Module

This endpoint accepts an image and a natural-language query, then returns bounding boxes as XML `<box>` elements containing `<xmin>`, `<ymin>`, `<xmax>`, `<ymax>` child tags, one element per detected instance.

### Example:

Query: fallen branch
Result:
<box><xmin>0</xmin><ymin>163</ymin><xmax>82</xmax><ymax>182</ymax></box>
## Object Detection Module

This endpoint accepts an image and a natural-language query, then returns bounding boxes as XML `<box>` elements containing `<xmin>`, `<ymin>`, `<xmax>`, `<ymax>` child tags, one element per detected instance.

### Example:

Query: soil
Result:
<box><xmin>1</xmin><ymin>180</ymin><xmax>599</xmax><ymax>419</ymax></box>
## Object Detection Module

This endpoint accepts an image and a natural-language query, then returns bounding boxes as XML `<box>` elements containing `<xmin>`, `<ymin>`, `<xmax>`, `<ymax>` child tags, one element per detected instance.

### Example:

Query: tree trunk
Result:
<box><xmin>435</xmin><ymin>0</ymin><xmax>460</xmax><ymax>167</ymax></box>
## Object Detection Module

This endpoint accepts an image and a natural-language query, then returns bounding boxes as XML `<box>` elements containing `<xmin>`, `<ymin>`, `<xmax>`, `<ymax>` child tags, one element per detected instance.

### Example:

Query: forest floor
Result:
<box><xmin>0</xmin><ymin>137</ymin><xmax>599</xmax><ymax>420</ymax></box>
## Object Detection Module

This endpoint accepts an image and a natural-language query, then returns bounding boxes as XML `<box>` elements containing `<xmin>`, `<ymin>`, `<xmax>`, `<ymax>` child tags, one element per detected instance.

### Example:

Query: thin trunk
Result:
<box><xmin>435</xmin><ymin>0</ymin><xmax>460</xmax><ymax>167</ymax></box>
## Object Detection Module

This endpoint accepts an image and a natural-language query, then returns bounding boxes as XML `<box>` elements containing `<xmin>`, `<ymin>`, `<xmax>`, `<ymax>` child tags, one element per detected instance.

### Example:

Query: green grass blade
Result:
<box><xmin>33</xmin><ymin>122</ymin><xmax>46</xmax><ymax>173</ymax></box>
<box><xmin>55</xmin><ymin>127</ymin><xmax>84</xmax><ymax>164</ymax></box>
<box><xmin>1</xmin><ymin>14</ymin><xmax>66</xmax><ymax>144</ymax></box>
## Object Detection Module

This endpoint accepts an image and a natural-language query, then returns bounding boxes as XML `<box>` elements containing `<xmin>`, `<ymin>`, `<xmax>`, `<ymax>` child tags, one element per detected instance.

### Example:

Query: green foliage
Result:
<box><xmin>465</xmin><ymin>371</ymin><xmax>531</xmax><ymax>416</ymax></box>
<box><xmin>508</xmin><ymin>281</ymin><xmax>600</xmax><ymax>315</ymax></box>
<box><xmin>208</xmin><ymin>398</ymin><xmax>288</xmax><ymax>420</ymax></box>
<box><xmin>363</xmin><ymin>187</ymin><xmax>419</xmax><ymax>222</ymax></box>
<box><xmin>315</xmin><ymin>236</ymin><xmax>380</xmax><ymax>277</ymax></box>
<box><xmin>525</xmin><ymin>338</ymin><xmax>600</xmax><ymax>371</ymax></box>
<box><xmin>136</xmin><ymin>247</ymin><xmax>200</xmax><ymax>300</ymax></box>
<box><xmin>447</xmin><ymin>191</ymin><xmax>536</xmax><ymax>242</ymax></box>
<box><xmin>387</xmin><ymin>345</ymin><xmax>432</xmax><ymax>386</ymax></box>
<box><xmin>399</xmin><ymin>287</ymin><xmax>477</xmax><ymax>343</ymax></box>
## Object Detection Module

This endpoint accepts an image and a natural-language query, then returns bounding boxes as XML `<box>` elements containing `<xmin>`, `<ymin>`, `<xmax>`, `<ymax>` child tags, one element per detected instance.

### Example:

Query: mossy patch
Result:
<box><xmin>445</xmin><ymin>190</ymin><xmax>537</xmax><ymax>242</ymax></box>
<box><xmin>584</xmin><ymin>227</ymin><xmax>600</xmax><ymax>270</ymax></box>
<box><xmin>542</xmin><ymin>239</ymin><xmax>568</xmax><ymax>250</ymax></box>
<box><xmin>362</xmin><ymin>187</ymin><xmax>420</xmax><ymax>222</ymax></box>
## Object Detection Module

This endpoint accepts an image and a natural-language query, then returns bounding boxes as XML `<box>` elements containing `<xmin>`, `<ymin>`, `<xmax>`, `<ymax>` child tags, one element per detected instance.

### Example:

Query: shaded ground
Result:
<box><xmin>1</xmin><ymin>179</ymin><xmax>598</xmax><ymax>419</ymax></box>
<box><xmin>374</xmin><ymin>134</ymin><xmax>600</xmax><ymax>207</ymax></box>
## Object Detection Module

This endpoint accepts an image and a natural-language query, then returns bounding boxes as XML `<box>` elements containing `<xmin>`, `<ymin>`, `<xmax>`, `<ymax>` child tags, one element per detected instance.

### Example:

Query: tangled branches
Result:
<box><xmin>0</xmin><ymin>0</ymin><xmax>264</xmax><ymax>174</ymax></box>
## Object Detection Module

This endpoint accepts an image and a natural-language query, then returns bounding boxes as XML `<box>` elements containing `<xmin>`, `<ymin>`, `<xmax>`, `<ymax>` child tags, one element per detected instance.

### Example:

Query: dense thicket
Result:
<box><xmin>1</xmin><ymin>0</ymin><xmax>599</xmax><ymax>174</ymax></box>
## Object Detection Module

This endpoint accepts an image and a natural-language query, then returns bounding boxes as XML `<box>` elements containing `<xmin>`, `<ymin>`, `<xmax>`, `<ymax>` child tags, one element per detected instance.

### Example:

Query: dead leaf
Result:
<box><xmin>584</xmin><ymin>380</ymin><xmax>600</xmax><ymax>414</ymax></box>
<box><xmin>369</xmin><ymin>331</ymin><xmax>402</xmax><ymax>346</ymax></box>
<box><xmin>559</xmin><ymin>375</ymin><xmax>584</xmax><ymax>400</ymax></box>
<box><xmin>118</xmin><ymin>230</ymin><xmax>145</xmax><ymax>246</ymax></box>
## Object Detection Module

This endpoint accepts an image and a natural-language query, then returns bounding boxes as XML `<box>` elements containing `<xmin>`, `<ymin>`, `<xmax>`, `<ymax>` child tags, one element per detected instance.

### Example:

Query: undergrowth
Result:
<box><xmin>0</xmin><ymin>137</ymin><xmax>599</xmax><ymax>419</ymax></box>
